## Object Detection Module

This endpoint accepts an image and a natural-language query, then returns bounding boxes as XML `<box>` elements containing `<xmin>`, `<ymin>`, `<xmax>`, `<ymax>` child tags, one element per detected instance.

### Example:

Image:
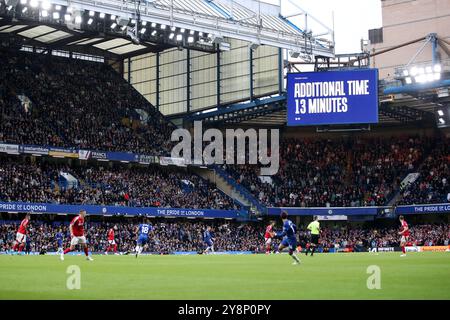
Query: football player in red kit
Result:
<box><xmin>398</xmin><ymin>215</ymin><xmax>410</xmax><ymax>257</ymax></box>
<box><xmin>60</xmin><ymin>210</ymin><xmax>93</xmax><ymax>261</ymax></box>
<box><xmin>12</xmin><ymin>213</ymin><xmax>31</xmax><ymax>254</ymax></box>
<box><xmin>264</xmin><ymin>221</ymin><xmax>276</xmax><ymax>254</ymax></box>
<box><xmin>105</xmin><ymin>225</ymin><xmax>118</xmax><ymax>255</ymax></box>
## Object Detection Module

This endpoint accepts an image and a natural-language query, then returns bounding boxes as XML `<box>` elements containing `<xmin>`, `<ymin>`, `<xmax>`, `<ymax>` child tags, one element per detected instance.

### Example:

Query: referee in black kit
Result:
<box><xmin>305</xmin><ymin>216</ymin><xmax>321</xmax><ymax>256</ymax></box>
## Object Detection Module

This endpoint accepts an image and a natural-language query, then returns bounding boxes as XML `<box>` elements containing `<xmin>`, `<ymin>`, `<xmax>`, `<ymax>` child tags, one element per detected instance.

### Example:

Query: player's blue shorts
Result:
<box><xmin>137</xmin><ymin>235</ymin><xmax>149</xmax><ymax>245</ymax></box>
<box><xmin>205</xmin><ymin>240</ymin><xmax>213</xmax><ymax>247</ymax></box>
<box><xmin>57</xmin><ymin>240</ymin><xmax>63</xmax><ymax>247</ymax></box>
<box><xmin>281</xmin><ymin>237</ymin><xmax>297</xmax><ymax>250</ymax></box>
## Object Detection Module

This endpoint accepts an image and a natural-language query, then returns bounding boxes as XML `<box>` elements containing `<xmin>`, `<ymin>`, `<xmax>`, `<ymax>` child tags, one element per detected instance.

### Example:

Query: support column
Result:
<box><xmin>217</xmin><ymin>47</ymin><xmax>221</xmax><ymax>108</ymax></box>
<box><xmin>127</xmin><ymin>58</ymin><xmax>131</xmax><ymax>83</ymax></box>
<box><xmin>431</xmin><ymin>34</ymin><xmax>438</xmax><ymax>66</ymax></box>
<box><xmin>278</xmin><ymin>47</ymin><xmax>283</xmax><ymax>94</ymax></box>
<box><xmin>156</xmin><ymin>52</ymin><xmax>160</xmax><ymax>111</ymax></box>
<box><xmin>187</xmin><ymin>49</ymin><xmax>191</xmax><ymax>112</ymax></box>
<box><xmin>118</xmin><ymin>58</ymin><xmax>124</xmax><ymax>76</ymax></box>
<box><xmin>249</xmin><ymin>47</ymin><xmax>254</xmax><ymax>99</ymax></box>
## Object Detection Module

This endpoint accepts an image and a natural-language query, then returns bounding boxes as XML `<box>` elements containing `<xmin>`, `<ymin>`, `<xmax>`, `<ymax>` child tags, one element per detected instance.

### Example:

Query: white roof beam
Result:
<box><xmin>47</xmin><ymin>0</ymin><xmax>334</xmax><ymax>57</ymax></box>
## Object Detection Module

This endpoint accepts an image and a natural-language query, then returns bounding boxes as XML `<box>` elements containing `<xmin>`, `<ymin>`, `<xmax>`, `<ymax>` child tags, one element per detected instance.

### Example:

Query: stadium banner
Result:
<box><xmin>267</xmin><ymin>206</ymin><xmax>379</xmax><ymax>216</ymax></box>
<box><xmin>317</xmin><ymin>215</ymin><xmax>348</xmax><ymax>221</ymax></box>
<box><xmin>78</xmin><ymin>150</ymin><xmax>91</xmax><ymax>160</ymax></box>
<box><xmin>0</xmin><ymin>202</ymin><xmax>245</xmax><ymax>219</ymax></box>
<box><xmin>420</xmin><ymin>245</ymin><xmax>450</xmax><ymax>252</ymax></box>
<box><xmin>48</xmin><ymin>146</ymin><xmax>78</xmax><ymax>158</ymax></box>
<box><xmin>137</xmin><ymin>154</ymin><xmax>157</xmax><ymax>164</ymax></box>
<box><xmin>4</xmin><ymin>142</ymin><xmax>161</xmax><ymax>165</ymax></box>
<box><xmin>286</xmin><ymin>69</ymin><xmax>379</xmax><ymax>126</ymax></box>
<box><xmin>173</xmin><ymin>251</ymin><xmax>253</xmax><ymax>255</ymax></box>
<box><xmin>20</xmin><ymin>144</ymin><xmax>49</xmax><ymax>155</ymax></box>
<box><xmin>377</xmin><ymin>247</ymin><xmax>402</xmax><ymax>252</ymax></box>
<box><xmin>90</xmin><ymin>150</ymin><xmax>108</xmax><ymax>160</ymax></box>
<box><xmin>106</xmin><ymin>151</ymin><xmax>136</xmax><ymax>162</ymax></box>
<box><xmin>0</xmin><ymin>143</ymin><xmax>20</xmax><ymax>154</ymax></box>
<box><xmin>395</xmin><ymin>203</ymin><xmax>450</xmax><ymax>215</ymax></box>
<box><xmin>160</xmin><ymin>156</ymin><xmax>187</xmax><ymax>167</ymax></box>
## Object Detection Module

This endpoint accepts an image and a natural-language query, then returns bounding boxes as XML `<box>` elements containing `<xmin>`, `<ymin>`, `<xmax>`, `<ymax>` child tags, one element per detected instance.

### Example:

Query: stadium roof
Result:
<box><xmin>0</xmin><ymin>0</ymin><xmax>335</xmax><ymax>59</ymax></box>
<box><xmin>0</xmin><ymin>22</ymin><xmax>173</xmax><ymax>60</ymax></box>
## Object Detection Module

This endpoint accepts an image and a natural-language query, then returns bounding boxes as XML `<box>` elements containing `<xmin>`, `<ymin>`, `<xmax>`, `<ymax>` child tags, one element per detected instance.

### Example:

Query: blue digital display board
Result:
<box><xmin>287</xmin><ymin>69</ymin><xmax>379</xmax><ymax>126</ymax></box>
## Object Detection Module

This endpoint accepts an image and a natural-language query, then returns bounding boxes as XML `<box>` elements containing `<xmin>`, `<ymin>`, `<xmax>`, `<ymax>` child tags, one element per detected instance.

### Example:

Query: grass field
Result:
<box><xmin>0</xmin><ymin>252</ymin><xmax>449</xmax><ymax>300</ymax></box>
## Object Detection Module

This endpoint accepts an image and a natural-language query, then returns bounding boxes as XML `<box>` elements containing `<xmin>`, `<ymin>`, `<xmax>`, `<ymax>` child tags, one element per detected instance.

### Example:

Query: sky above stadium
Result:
<box><xmin>262</xmin><ymin>0</ymin><xmax>383</xmax><ymax>54</ymax></box>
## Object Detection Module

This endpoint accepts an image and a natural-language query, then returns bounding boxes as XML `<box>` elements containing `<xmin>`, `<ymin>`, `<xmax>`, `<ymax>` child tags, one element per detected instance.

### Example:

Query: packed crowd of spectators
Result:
<box><xmin>399</xmin><ymin>137</ymin><xmax>450</xmax><ymax>205</ymax></box>
<box><xmin>0</xmin><ymin>50</ymin><xmax>448</xmax><ymax>210</ymax></box>
<box><xmin>0</xmin><ymin>218</ymin><xmax>448</xmax><ymax>254</ymax></box>
<box><xmin>0</xmin><ymin>50</ymin><xmax>174</xmax><ymax>155</ymax></box>
<box><xmin>224</xmin><ymin>136</ymin><xmax>433</xmax><ymax>207</ymax></box>
<box><xmin>311</xmin><ymin>223</ymin><xmax>450</xmax><ymax>250</ymax></box>
<box><xmin>0</xmin><ymin>157</ymin><xmax>239</xmax><ymax>210</ymax></box>
<box><xmin>0</xmin><ymin>219</ymin><xmax>261</xmax><ymax>254</ymax></box>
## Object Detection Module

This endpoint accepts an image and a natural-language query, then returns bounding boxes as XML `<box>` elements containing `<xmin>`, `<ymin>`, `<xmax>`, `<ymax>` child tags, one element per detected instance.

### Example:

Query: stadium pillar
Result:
<box><xmin>249</xmin><ymin>47</ymin><xmax>254</xmax><ymax>99</ymax></box>
<box><xmin>431</xmin><ymin>34</ymin><xmax>438</xmax><ymax>66</ymax></box>
<box><xmin>127</xmin><ymin>58</ymin><xmax>131</xmax><ymax>84</ymax></box>
<box><xmin>118</xmin><ymin>59</ymin><xmax>124</xmax><ymax>77</ymax></box>
<box><xmin>156</xmin><ymin>52</ymin><xmax>160</xmax><ymax>111</ymax></box>
<box><xmin>187</xmin><ymin>49</ymin><xmax>191</xmax><ymax>113</ymax></box>
<box><xmin>278</xmin><ymin>47</ymin><xmax>283</xmax><ymax>94</ymax></box>
<box><xmin>217</xmin><ymin>47</ymin><xmax>221</xmax><ymax>108</ymax></box>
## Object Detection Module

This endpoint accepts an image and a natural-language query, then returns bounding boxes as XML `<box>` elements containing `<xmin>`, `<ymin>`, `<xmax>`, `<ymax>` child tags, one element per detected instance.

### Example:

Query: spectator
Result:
<box><xmin>0</xmin><ymin>156</ymin><xmax>239</xmax><ymax>210</ymax></box>
<box><xmin>0</xmin><ymin>51</ymin><xmax>174</xmax><ymax>155</ymax></box>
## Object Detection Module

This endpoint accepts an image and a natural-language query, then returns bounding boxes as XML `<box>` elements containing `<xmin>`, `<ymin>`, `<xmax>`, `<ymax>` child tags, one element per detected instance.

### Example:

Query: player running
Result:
<box><xmin>264</xmin><ymin>221</ymin><xmax>276</xmax><ymax>254</ymax></box>
<box><xmin>135</xmin><ymin>219</ymin><xmax>152</xmax><ymax>258</ymax></box>
<box><xmin>305</xmin><ymin>216</ymin><xmax>320</xmax><ymax>256</ymax></box>
<box><xmin>55</xmin><ymin>228</ymin><xmax>64</xmax><ymax>254</ymax></box>
<box><xmin>203</xmin><ymin>226</ymin><xmax>215</xmax><ymax>254</ymax></box>
<box><xmin>105</xmin><ymin>225</ymin><xmax>118</xmax><ymax>255</ymax></box>
<box><xmin>60</xmin><ymin>210</ymin><xmax>93</xmax><ymax>261</ymax></box>
<box><xmin>369</xmin><ymin>230</ymin><xmax>379</xmax><ymax>254</ymax></box>
<box><xmin>275</xmin><ymin>212</ymin><xmax>301</xmax><ymax>265</ymax></box>
<box><xmin>398</xmin><ymin>215</ymin><xmax>410</xmax><ymax>257</ymax></box>
<box><xmin>12</xmin><ymin>213</ymin><xmax>31</xmax><ymax>255</ymax></box>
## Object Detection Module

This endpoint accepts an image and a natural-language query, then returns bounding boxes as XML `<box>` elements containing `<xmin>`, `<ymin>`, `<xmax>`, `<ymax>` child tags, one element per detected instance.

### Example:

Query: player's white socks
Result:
<box><xmin>291</xmin><ymin>253</ymin><xmax>300</xmax><ymax>263</ymax></box>
<box><xmin>205</xmin><ymin>246</ymin><xmax>215</xmax><ymax>254</ymax></box>
<box><xmin>135</xmin><ymin>246</ymin><xmax>144</xmax><ymax>255</ymax></box>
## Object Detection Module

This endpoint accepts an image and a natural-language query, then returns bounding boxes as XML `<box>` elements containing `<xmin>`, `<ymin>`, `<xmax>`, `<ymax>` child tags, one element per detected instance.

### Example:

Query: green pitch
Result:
<box><xmin>0</xmin><ymin>252</ymin><xmax>449</xmax><ymax>300</ymax></box>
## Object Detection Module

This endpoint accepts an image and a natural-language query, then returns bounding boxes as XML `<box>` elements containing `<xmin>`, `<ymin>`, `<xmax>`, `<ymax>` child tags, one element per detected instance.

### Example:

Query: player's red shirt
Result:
<box><xmin>17</xmin><ymin>218</ymin><xmax>29</xmax><ymax>234</ymax></box>
<box><xmin>265</xmin><ymin>225</ymin><xmax>274</xmax><ymax>239</ymax></box>
<box><xmin>108</xmin><ymin>228</ymin><xmax>115</xmax><ymax>241</ymax></box>
<box><xmin>71</xmin><ymin>215</ymin><xmax>85</xmax><ymax>237</ymax></box>
<box><xmin>400</xmin><ymin>220</ymin><xmax>410</xmax><ymax>237</ymax></box>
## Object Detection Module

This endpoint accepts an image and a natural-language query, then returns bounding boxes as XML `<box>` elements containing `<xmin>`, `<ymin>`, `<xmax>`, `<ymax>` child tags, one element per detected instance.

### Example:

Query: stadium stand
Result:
<box><xmin>309</xmin><ymin>223</ymin><xmax>450</xmax><ymax>250</ymax></box>
<box><xmin>0</xmin><ymin>50</ymin><xmax>174</xmax><ymax>155</ymax></box>
<box><xmin>0</xmin><ymin>218</ymin><xmax>447</xmax><ymax>254</ymax></box>
<box><xmin>399</xmin><ymin>137</ymin><xmax>450</xmax><ymax>205</ymax></box>
<box><xmin>0</xmin><ymin>218</ymin><xmax>261</xmax><ymax>254</ymax></box>
<box><xmin>1</xmin><ymin>50</ymin><xmax>448</xmax><ymax>211</ymax></box>
<box><xmin>0</xmin><ymin>156</ymin><xmax>239</xmax><ymax>210</ymax></box>
<box><xmin>224</xmin><ymin>136</ymin><xmax>436</xmax><ymax>207</ymax></box>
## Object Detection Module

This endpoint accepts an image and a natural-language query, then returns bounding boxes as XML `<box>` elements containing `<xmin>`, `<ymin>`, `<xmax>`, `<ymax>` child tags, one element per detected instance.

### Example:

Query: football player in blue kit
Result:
<box><xmin>276</xmin><ymin>212</ymin><xmax>301</xmax><ymax>265</ymax></box>
<box><xmin>135</xmin><ymin>218</ymin><xmax>153</xmax><ymax>258</ymax></box>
